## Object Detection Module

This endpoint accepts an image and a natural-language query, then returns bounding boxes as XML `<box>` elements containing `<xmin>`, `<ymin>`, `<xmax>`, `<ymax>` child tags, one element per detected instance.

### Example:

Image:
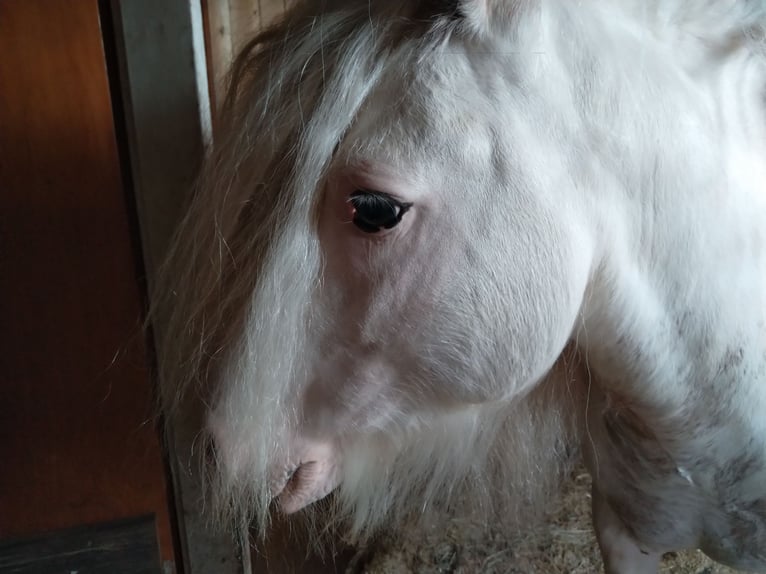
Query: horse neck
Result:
<box><xmin>572</xmin><ymin>30</ymin><xmax>766</xmax><ymax>419</ymax></box>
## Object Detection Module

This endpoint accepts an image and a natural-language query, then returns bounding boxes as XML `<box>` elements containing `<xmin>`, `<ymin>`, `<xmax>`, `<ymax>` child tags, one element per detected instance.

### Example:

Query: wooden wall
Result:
<box><xmin>204</xmin><ymin>0</ymin><xmax>292</xmax><ymax>111</ymax></box>
<box><xmin>0</xmin><ymin>1</ymin><xmax>295</xmax><ymax>571</ymax></box>
<box><xmin>0</xmin><ymin>0</ymin><xmax>175</xmax><ymax>564</ymax></box>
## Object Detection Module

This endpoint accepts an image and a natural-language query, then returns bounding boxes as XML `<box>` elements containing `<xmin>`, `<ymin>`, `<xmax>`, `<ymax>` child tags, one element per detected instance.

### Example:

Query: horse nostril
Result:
<box><xmin>281</xmin><ymin>461</ymin><xmax>321</xmax><ymax>498</ymax></box>
<box><xmin>278</xmin><ymin>463</ymin><xmax>305</xmax><ymax>506</ymax></box>
<box><xmin>278</xmin><ymin>463</ymin><xmax>299</xmax><ymax>492</ymax></box>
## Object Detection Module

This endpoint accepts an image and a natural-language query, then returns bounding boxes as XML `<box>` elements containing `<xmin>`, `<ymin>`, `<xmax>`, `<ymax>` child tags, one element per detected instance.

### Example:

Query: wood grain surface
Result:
<box><xmin>0</xmin><ymin>515</ymin><xmax>161</xmax><ymax>574</ymax></box>
<box><xmin>0</xmin><ymin>0</ymin><xmax>175</xmax><ymax>563</ymax></box>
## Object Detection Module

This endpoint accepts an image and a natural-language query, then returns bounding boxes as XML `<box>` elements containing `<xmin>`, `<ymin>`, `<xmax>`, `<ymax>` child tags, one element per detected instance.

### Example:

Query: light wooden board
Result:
<box><xmin>108</xmin><ymin>1</ymin><xmax>249</xmax><ymax>573</ymax></box>
<box><xmin>205</xmin><ymin>0</ymin><xmax>292</xmax><ymax>111</ymax></box>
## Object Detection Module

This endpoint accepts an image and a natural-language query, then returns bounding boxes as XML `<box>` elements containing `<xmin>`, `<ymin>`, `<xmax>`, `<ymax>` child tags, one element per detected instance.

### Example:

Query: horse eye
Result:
<box><xmin>349</xmin><ymin>190</ymin><xmax>413</xmax><ymax>233</ymax></box>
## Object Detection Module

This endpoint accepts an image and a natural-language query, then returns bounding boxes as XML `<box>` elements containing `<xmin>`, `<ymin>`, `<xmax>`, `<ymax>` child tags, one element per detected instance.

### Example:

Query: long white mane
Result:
<box><xmin>155</xmin><ymin>0</ymin><xmax>766</xmax><ymax>545</ymax></box>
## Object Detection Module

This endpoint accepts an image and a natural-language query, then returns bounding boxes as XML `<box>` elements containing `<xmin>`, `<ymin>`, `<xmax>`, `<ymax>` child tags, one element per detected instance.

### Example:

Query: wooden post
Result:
<box><xmin>205</xmin><ymin>0</ymin><xmax>234</xmax><ymax>113</ymax></box>
<box><xmin>204</xmin><ymin>0</ymin><xmax>292</xmax><ymax>113</ymax></box>
<box><xmin>108</xmin><ymin>1</ymin><xmax>250</xmax><ymax>573</ymax></box>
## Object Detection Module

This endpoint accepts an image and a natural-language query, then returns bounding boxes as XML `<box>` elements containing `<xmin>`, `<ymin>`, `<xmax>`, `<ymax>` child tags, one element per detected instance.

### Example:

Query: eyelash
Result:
<box><xmin>348</xmin><ymin>190</ymin><xmax>413</xmax><ymax>233</ymax></box>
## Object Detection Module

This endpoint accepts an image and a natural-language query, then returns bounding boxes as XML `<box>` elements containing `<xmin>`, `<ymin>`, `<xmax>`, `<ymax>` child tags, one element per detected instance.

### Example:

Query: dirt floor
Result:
<box><xmin>345</xmin><ymin>466</ymin><xmax>741</xmax><ymax>574</ymax></box>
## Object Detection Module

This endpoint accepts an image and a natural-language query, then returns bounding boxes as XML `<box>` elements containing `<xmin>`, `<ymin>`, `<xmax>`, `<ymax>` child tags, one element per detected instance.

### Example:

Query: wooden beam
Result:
<box><xmin>229</xmin><ymin>0</ymin><xmax>260</xmax><ymax>53</ymax></box>
<box><xmin>205</xmin><ymin>0</ymin><xmax>233</xmax><ymax>113</ymax></box>
<box><xmin>257</xmin><ymin>0</ymin><xmax>289</xmax><ymax>30</ymax></box>
<box><xmin>204</xmin><ymin>0</ymin><xmax>291</xmax><ymax>113</ymax></box>
<box><xmin>107</xmin><ymin>2</ymin><xmax>249</xmax><ymax>573</ymax></box>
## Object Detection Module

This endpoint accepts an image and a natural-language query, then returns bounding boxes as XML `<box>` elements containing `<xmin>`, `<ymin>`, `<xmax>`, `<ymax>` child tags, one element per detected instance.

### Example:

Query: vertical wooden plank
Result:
<box><xmin>257</xmin><ymin>0</ymin><xmax>288</xmax><ymax>30</ymax></box>
<box><xmin>204</xmin><ymin>0</ymin><xmax>291</xmax><ymax>111</ymax></box>
<box><xmin>204</xmin><ymin>0</ymin><xmax>233</xmax><ymax>113</ymax></box>
<box><xmin>0</xmin><ymin>0</ymin><xmax>175</xmax><ymax>566</ymax></box>
<box><xmin>229</xmin><ymin>0</ymin><xmax>261</xmax><ymax>53</ymax></box>
<box><xmin>110</xmin><ymin>0</ymin><xmax>212</xmax><ymax>274</ymax></box>
<box><xmin>108</xmin><ymin>2</ymin><xmax>249</xmax><ymax>573</ymax></box>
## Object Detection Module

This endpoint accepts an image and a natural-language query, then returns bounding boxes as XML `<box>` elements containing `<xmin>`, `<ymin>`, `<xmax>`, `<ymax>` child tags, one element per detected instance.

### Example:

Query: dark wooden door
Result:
<box><xmin>0</xmin><ymin>0</ymin><xmax>175</xmax><ymax>565</ymax></box>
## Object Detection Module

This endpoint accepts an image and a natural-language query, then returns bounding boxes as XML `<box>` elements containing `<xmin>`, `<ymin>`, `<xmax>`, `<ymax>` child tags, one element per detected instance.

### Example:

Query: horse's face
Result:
<box><xmin>197</xmin><ymin>6</ymin><xmax>595</xmax><ymax>528</ymax></box>
<box><xmin>308</xmin><ymin>59</ymin><xmax>592</xmax><ymax>425</ymax></box>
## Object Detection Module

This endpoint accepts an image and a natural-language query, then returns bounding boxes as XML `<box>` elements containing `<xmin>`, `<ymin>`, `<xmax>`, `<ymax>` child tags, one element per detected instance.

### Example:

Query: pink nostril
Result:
<box><xmin>283</xmin><ymin>464</ymin><xmax>299</xmax><ymax>487</ymax></box>
<box><xmin>276</xmin><ymin>457</ymin><xmax>341</xmax><ymax>514</ymax></box>
<box><xmin>277</xmin><ymin>462</ymin><xmax>314</xmax><ymax>511</ymax></box>
<box><xmin>283</xmin><ymin>464</ymin><xmax>303</xmax><ymax>491</ymax></box>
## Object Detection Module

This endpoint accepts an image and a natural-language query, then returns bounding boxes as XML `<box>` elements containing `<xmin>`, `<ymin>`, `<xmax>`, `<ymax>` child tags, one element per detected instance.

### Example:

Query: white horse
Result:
<box><xmin>157</xmin><ymin>1</ymin><xmax>766</xmax><ymax>572</ymax></box>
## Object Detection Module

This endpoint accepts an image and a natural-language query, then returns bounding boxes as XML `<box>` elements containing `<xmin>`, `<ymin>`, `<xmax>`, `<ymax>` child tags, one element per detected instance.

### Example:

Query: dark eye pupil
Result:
<box><xmin>349</xmin><ymin>190</ymin><xmax>412</xmax><ymax>233</ymax></box>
